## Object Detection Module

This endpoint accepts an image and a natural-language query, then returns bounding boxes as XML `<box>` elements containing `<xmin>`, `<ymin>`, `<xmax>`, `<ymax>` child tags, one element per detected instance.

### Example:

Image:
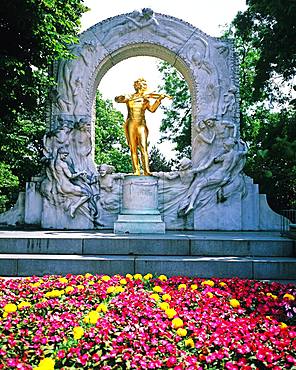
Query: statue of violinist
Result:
<box><xmin>115</xmin><ymin>77</ymin><xmax>172</xmax><ymax>176</ymax></box>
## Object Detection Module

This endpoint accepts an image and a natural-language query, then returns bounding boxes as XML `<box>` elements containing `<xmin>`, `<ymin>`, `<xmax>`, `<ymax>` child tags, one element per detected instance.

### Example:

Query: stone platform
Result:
<box><xmin>0</xmin><ymin>229</ymin><xmax>295</xmax><ymax>283</ymax></box>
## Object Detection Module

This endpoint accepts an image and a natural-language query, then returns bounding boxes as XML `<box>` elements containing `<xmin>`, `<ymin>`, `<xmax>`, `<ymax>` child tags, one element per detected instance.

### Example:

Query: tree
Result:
<box><xmin>233</xmin><ymin>0</ymin><xmax>296</xmax><ymax>98</ymax></box>
<box><xmin>95</xmin><ymin>92</ymin><xmax>132</xmax><ymax>173</ymax></box>
<box><xmin>0</xmin><ymin>0</ymin><xmax>88</xmax><ymax>210</ymax></box>
<box><xmin>157</xmin><ymin>62</ymin><xmax>191</xmax><ymax>160</ymax></box>
<box><xmin>230</xmin><ymin>1</ymin><xmax>296</xmax><ymax>210</ymax></box>
<box><xmin>149</xmin><ymin>146</ymin><xmax>172</xmax><ymax>172</ymax></box>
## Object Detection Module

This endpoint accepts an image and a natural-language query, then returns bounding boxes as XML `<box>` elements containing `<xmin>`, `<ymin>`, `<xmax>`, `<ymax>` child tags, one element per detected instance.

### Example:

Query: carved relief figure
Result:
<box><xmin>43</xmin><ymin>118</ymin><xmax>72</xmax><ymax>161</ymax></box>
<box><xmin>192</xmin><ymin>118</ymin><xmax>216</xmax><ymax>168</ymax></box>
<box><xmin>56</xmin><ymin>42</ymin><xmax>96</xmax><ymax>115</ymax></box>
<box><xmin>154</xmin><ymin>158</ymin><xmax>198</xmax><ymax>227</ymax></box>
<box><xmin>115</xmin><ymin>77</ymin><xmax>171</xmax><ymax>176</ymax></box>
<box><xmin>97</xmin><ymin>164</ymin><xmax>124</xmax><ymax>211</ymax></box>
<box><xmin>179</xmin><ymin>138</ymin><xmax>247</xmax><ymax>215</ymax></box>
<box><xmin>222</xmin><ymin>86</ymin><xmax>237</xmax><ymax>115</ymax></box>
<box><xmin>69</xmin><ymin>118</ymin><xmax>93</xmax><ymax>173</ymax></box>
<box><xmin>53</xmin><ymin>148</ymin><xmax>90</xmax><ymax>217</ymax></box>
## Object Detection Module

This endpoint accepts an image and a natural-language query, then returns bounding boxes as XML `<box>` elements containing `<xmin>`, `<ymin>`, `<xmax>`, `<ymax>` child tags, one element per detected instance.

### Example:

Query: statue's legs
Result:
<box><xmin>138</xmin><ymin>125</ymin><xmax>151</xmax><ymax>176</ymax></box>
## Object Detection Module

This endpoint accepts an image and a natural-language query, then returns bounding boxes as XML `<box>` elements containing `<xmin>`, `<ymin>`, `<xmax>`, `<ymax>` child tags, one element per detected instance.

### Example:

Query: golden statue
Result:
<box><xmin>115</xmin><ymin>77</ymin><xmax>172</xmax><ymax>176</ymax></box>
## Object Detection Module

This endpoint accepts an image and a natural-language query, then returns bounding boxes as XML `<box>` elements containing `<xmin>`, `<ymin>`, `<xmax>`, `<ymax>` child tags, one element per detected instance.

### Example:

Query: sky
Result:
<box><xmin>80</xmin><ymin>0</ymin><xmax>247</xmax><ymax>158</ymax></box>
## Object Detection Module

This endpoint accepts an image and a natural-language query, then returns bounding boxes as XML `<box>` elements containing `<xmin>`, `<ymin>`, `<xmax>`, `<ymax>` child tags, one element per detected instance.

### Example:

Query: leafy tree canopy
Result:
<box><xmin>233</xmin><ymin>0</ymin><xmax>296</xmax><ymax>100</ymax></box>
<box><xmin>95</xmin><ymin>92</ymin><xmax>132</xmax><ymax>174</ymax></box>
<box><xmin>157</xmin><ymin>62</ymin><xmax>191</xmax><ymax>160</ymax></box>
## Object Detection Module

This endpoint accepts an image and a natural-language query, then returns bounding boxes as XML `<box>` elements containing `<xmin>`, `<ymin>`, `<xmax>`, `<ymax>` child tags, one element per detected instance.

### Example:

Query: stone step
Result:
<box><xmin>1</xmin><ymin>254</ymin><xmax>296</xmax><ymax>281</ymax></box>
<box><xmin>0</xmin><ymin>231</ymin><xmax>294</xmax><ymax>257</ymax></box>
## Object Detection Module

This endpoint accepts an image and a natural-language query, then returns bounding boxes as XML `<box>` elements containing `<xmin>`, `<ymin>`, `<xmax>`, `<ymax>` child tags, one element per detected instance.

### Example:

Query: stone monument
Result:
<box><xmin>0</xmin><ymin>9</ymin><xmax>284</xmax><ymax>231</ymax></box>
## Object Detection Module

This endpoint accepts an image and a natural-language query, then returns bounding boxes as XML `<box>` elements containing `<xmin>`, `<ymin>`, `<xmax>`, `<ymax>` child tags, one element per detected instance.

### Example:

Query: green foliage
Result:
<box><xmin>95</xmin><ymin>92</ymin><xmax>132</xmax><ymax>173</ymax></box>
<box><xmin>157</xmin><ymin>62</ymin><xmax>191</xmax><ymax>159</ymax></box>
<box><xmin>0</xmin><ymin>164</ymin><xmax>19</xmax><ymax>213</ymax></box>
<box><xmin>233</xmin><ymin>0</ymin><xmax>296</xmax><ymax>99</ymax></box>
<box><xmin>228</xmin><ymin>1</ymin><xmax>296</xmax><ymax>211</ymax></box>
<box><xmin>149</xmin><ymin>146</ymin><xmax>171</xmax><ymax>172</ymax></box>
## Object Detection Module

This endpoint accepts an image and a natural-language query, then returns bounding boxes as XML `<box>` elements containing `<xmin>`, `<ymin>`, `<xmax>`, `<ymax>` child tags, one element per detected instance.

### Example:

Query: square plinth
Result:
<box><xmin>114</xmin><ymin>214</ymin><xmax>165</xmax><ymax>234</ymax></box>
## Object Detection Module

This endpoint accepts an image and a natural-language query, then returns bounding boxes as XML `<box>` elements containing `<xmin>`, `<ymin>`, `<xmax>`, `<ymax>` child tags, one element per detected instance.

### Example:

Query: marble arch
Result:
<box><xmin>50</xmin><ymin>8</ymin><xmax>239</xmax><ymax>166</ymax></box>
<box><xmin>13</xmin><ymin>9</ymin><xmax>281</xmax><ymax>231</ymax></box>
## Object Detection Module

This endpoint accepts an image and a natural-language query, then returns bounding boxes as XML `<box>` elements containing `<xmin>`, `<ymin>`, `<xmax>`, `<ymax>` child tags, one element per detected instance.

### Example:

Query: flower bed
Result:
<box><xmin>0</xmin><ymin>274</ymin><xmax>295</xmax><ymax>369</ymax></box>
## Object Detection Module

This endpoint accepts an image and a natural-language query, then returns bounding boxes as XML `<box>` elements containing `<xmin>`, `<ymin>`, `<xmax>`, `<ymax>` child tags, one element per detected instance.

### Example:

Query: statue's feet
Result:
<box><xmin>144</xmin><ymin>171</ymin><xmax>152</xmax><ymax>176</ymax></box>
<box><xmin>184</xmin><ymin>204</ymin><xmax>194</xmax><ymax>215</ymax></box>
<box><xmin>133</xmin><ymin>170</ymin><xmax>141</xmax><ymax>176</ymax></box>
<box><xmin>69</xmin><ymin>205</ymin><xmax>76</xmax><ymax>218</ymax></box>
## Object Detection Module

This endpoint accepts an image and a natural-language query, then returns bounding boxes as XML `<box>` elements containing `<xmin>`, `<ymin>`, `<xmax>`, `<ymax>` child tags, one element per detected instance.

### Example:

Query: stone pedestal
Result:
<box><xmin>114</xmin><ymin>175</ymin><xmax>165</xmax><ymax>234</ymax></box>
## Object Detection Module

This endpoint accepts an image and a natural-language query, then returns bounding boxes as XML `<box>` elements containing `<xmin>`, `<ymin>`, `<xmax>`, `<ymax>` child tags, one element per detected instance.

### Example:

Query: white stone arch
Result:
<box><xmin>50</xmin><ymin>9</ymin><xmax>240</xmax><ymax>167</ymax></box>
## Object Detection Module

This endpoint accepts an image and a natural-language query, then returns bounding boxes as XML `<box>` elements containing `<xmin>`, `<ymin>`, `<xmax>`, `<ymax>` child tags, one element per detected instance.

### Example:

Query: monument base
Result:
<box><xmin>114</xmin><ymin>214</ymin><xmax>165</xmax><ymax>234</ymax></box>
<box><xmin>114</xmin><ymin>175</ymin><xmax>165</xmax><ymax>234</ymax></box>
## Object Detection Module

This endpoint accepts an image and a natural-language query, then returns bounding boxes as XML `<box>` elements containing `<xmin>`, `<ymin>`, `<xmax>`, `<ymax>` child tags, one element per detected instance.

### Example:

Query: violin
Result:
<box><xmin>144</xmin><ymin>92</ymin><xmax>173</xmax><ymax>100</ymax></box>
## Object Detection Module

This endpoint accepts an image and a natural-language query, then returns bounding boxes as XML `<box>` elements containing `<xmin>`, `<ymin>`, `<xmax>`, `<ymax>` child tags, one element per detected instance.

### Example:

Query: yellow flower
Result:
<box><xmin>77</xmin><ymin>285</ymin><xmax>84</xmax><ymax>290</ymax></box>
<box><xmin>159</xmin><ymin>302</ymin><xmax>170</xmax><ymax>311</ymax></box>
<box><xmin>85</xmin><ymin>273</ymin><xmax>93</xmax><ymax>278</ymax></box>
<box><xmin>102</xmin><ymin>275</ymin><xmax>111</xmax><ymax>282</ymax></box>
<box><xmin>73</xmin><ymin>326</ymin><xmax>84</xmax><ymax>340</ymax></box>
<box><xmin>4</xmin><ymin>303</ymin><xmax>17</xmax><ymax>313</ymax></box>
<box><xmin>176</xmin><ymin>328</ymin><xmax>187</xmax><ymax>336</ymax></box>
<box><xmin>35</xmin><ymin>357</ymin><xmax>55</xmax><ymax>370</ymax></box>
<box><xmin>88</xmin><ymin>281</ymin><xmax>94</xmax><ymax>285</ymax></box>
<box><xmin>229</xmin><ymin>299</ymin><xmax>240</xmax><ymax>308</ymax></box>
<box><xmin>106</xmin><ymin>286</ymin><xmax>115</xmax><ymax>294</ymax></box>
<box><xmin>44</xmin><ymin>290</ymin><xmax>64</xmax><ymax>298</ymax></box>
<box><xmin>178</xmin><ymin>284</ymin><xmax>186</xmax><ymax>290</ymax></box>
<box><xmin>114</xmin><ymin>286</ymin><xmax>125</xmax><ymax>294</ymax></box>
<box><xmin>126</xmin><ymin>274</ymin><xmax>133</xmax><ymax>280</ymax></box>
<box><xmin>201</xmin><ymin>280</ymin><xmax>214</xmax><ymax>287</ymax></box>
<box><xmin>190</xmin><ymin>284</ymin><xmax>198</xmax><ymax>290</ymax></box>
<box><xmin>88</xmin><ymin>311</ymin><xmax>100</xmax><ymax>324</ymax></box>
<box><xmin>3</xmin><ymin>312</ymin><xmax>8</xmax><ymax>318</ymax></box>
<box><xmin>134</xmin><ymin>273</ymin><xmax>142</xmax><ymax>280</ymax></box>
<box><xmin>185</xmin><ymin>338</ymin><xmax>195</xmax><ymax>348</ymax></box>
<box><xmin>153</xmin><ymin>286</ymin><xmax>163</xmax><ymax>293</ymax></box>
<box><xmin>165</xmin><ymin>308</ymin><xmax>177</xmax><ymax>319</ymax></box>
<box><xmin>283</xmin><ymin>293</ymin><xmax>295</xmax><ymax>301</ymax></box>
<box><xmin>280</xmin><ymin>322</ymin><xmax>288</xmax><ymax>329</ymax></box>
<box><xmin>172</xmin><ymin>317</ymin><xmax>184</xmax><ymax>329</ymax></box>
<box><xmin>266</xmin><ymin>293</ymin><xmax>277</xmax><ymax>300</ymax></box>
<box><xmin>206</xmin><ymin>292</ymin><xmax>214</xmax><ymax>298</ymax></box>
<box><xmin>144</xmin><ymin>273</ymin><xmax>153</xmax><ymax>280</ymax></box>
<box><xmin>162</xmin><ymin>293</ymin><xmax>171</xmax><ymax>301</ymax></box>
<box><xmin>119</xmin><ymin>279</ymin><xmax>127</xmax><ymax>285</ymax></box>
<box><xmin>58</xmin><ymin>277</ymin><xmax>68</xmax><ymax>284</ymax></box>
<box><xmin>96</xmin><ymin>303</ymin><xmax>108</xmax><ymax>313</ymax></box>
<box><xmin>219</xmin><ymin>282</ymin><xmax>227</xmax><ymax>287</ymax></box>
<box><xmin>158</xmin><ymin>275</ymin><xmax>168</xmax><ymax>281</ymax></box>
<box><xmin>18</xmin><ymin>301</ymin><xmax>31</xmax><ymax>309</ymax></box>
<box><xmin>65</xmin><ymin>286</ymin><xmax>74</xmax><ymax>294</ymax></box>
<box><xmin>150</xmin><ymin>293</ymin><xmax>161</xmax><ymax>301</ymax></box>
<box><xmin>30</xmin><ymin>282</ymin><xmax>41</xmax><ymax>288</ymax></box>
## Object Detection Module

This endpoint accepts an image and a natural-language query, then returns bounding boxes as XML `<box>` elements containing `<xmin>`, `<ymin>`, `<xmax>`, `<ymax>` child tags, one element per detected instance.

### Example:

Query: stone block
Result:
<box><xmin>0</xmin><ymin>257</ymin><xmax>18</xmax><ymax>276</ymax></box>
<box><xmin>135</xmin><ymin>256</ymin><xmax>253</xmax><ymax>278</ymax></box>
<box><xmin>16</xmin><ymin>255</ymin><xmax>135</xmax><ymax>276</ymax></box>
<box><xmin>253</xmin><ymin>258</ymin><xmax>296</xmax><ymax>280</ymax></box>
<box><xmin>25</xmin><ymin>182</ymin><xmax>42</xmax><ymax>225</ymax></box>
<box><xmin>84</xmin><ymin>237</ymin><xmax>190</xmax><ymax>255</ymax></box>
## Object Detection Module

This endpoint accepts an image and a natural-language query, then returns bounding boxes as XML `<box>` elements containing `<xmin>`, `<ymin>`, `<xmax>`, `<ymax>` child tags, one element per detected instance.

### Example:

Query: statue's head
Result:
<box><xmin>133</xmin><ymin>78</ymin><xmax>147</xmax><ymax>92</ymax></box>
<box><xmin>179</xmin><ymin>157</ymin><xmax>192</xmax><ymax>170</ymax></box>
<box><xmin>98</xmin><ymin>164</ymin><xmax>115</xmax><ymax>176</ymax></box>
<box><xmin>57</xmin><ymin>147</ymin><xmax>69</xmax><ymax>159</ymax></box>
